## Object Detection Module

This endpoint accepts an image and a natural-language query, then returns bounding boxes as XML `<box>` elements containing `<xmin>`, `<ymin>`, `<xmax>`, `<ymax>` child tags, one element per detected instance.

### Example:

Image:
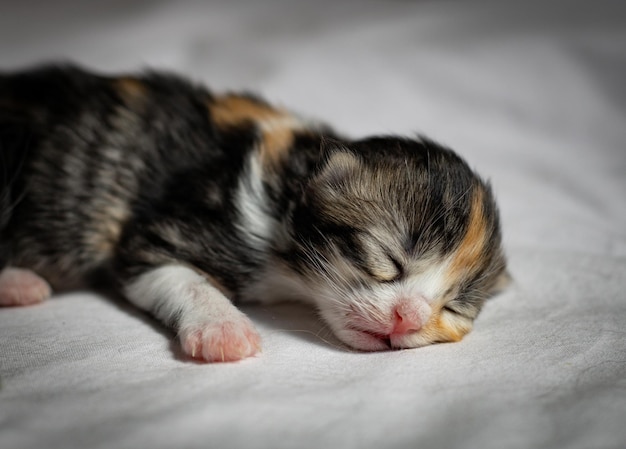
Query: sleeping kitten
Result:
<box><xmin>0</xmin><ymin>64</ymin><xmax>509</xmax><ymax>362</ymax></box>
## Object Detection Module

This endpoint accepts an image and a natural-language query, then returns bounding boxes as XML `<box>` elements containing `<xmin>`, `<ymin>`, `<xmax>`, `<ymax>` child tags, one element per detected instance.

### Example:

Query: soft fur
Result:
<box><xmin>0</xmin><ymin>64</ymin><xmax>509</xmax><ymax>362</ymax></box>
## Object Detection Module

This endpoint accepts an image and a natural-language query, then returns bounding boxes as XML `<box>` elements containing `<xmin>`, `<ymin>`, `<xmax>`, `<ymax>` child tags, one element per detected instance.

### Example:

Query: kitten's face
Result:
<box><xmin>279</xmin><ymin>137</ymin><xmax>508</xmax><ymax>351</ymax></box>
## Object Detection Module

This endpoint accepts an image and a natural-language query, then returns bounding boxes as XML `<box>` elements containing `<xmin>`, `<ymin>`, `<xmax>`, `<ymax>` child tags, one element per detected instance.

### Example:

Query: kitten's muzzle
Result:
<box><xmin>345</xmin><ymin>298</ymin><xmax>430</xmax><ymax>350</ymax></box>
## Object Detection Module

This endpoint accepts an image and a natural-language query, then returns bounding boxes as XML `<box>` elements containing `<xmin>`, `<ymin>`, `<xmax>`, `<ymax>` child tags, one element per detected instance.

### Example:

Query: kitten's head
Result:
<box><xmin>276</xmin><ymin>136</ymin><xmax>509</xmax><ymax>351</ymax></box>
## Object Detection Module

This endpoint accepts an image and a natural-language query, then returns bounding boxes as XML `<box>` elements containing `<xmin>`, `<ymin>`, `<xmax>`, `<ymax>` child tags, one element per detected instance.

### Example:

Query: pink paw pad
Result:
<box><xmin>0</xmin><ymin>268</ymin><xmax>52</xmax><ymax>307</ymax></box>
<box><xmin>180</xmin><ymin>318</ymin><xmax>262</xmax><ymax>363</ymax></box>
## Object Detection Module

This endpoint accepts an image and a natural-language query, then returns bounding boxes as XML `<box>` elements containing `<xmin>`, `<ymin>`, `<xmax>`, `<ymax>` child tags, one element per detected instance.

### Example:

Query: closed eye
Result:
<box><xmin>441</xmin><ymin>302</ymin><xmax>474</xmax><ymax>320</ymax></box>
<box><xmin>442</xmin><ymin>304</ymin><xmax>458</xmax><ymax>314</ymax></box>
<box><xmin>381</xmin><ymin>255</ymin><xmax>404</xmax><ymax>283</ymax></box>
<box><xmin>365</xmin><ymin>253</ymin><xmax>404</xmax><ymax>283</ymax></box>
<box><xmin>338</xmin><ymin>229</ymin><xmax>405</xmax><ymax>283</ymax></box>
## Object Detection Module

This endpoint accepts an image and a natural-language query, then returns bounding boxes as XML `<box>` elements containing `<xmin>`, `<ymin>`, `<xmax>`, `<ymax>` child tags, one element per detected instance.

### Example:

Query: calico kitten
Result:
<box><xmin>0</xmin><ymin>64</ymin><xmax>509</xmax><ymax>362</ymax></box>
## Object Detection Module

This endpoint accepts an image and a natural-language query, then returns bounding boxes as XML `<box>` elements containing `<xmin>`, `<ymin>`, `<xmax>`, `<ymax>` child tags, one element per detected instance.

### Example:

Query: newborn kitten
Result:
<box><xmin>0</xmin><ymin>64</ymin><xmax>509</xmax><ymax>362</ymax></box>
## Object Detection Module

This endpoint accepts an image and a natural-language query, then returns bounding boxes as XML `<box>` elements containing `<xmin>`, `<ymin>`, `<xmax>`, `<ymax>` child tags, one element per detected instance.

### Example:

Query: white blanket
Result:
<box><xmin>2</xmin><ymin>1</ymin><xmax>625</xmax><ymax>448</ymax></box>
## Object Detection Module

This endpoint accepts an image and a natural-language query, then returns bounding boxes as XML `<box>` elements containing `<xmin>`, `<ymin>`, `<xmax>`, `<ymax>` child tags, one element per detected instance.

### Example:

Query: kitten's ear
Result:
<box><xmin>303</xmin><ymin>151</ymin><xmax>361</xmax><ymax>206</ymax></box>
<box><xmin>315</xmin><ymin>150</ymin><xmax>362</xmax><ymax>187</ymax></box>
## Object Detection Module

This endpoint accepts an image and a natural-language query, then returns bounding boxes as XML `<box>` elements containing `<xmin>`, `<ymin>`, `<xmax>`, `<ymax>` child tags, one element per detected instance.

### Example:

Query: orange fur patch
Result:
<box><xmin>114</xmin><ymin>77</ymin><xmax>147</xmax><ymax>105</ymax></box>
<box><xmin>420</xmin><ymin>310</ymin><xmax>472</xmax><ymax>343</ymax></box>
<box><xmin>210</xmin><ymin>95</ymin><xmax>282</xmax><ymax>126</ymax></box>
<box><xmin>448</xmin><ymin>187</ymin><xmax>488</xmax><ymax>281</ymax></box>
<box><xmin>209</xmin><ymin>94</ymin><xmax>299</xmax><ymax>167</ymax></box>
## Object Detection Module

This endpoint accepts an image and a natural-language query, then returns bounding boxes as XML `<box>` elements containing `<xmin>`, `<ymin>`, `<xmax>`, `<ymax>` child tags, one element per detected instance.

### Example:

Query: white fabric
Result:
<box><xmin>1</xmin><ymin>1</ymin><xmax>625</xmax><ymax>448</ymax></box>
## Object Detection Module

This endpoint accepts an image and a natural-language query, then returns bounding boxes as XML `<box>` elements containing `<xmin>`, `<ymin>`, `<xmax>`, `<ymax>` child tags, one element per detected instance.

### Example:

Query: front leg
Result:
<box><xmin>123</xmin><ymin>264</ymin><xmax>261</xmax><ymax>362</ymax></box>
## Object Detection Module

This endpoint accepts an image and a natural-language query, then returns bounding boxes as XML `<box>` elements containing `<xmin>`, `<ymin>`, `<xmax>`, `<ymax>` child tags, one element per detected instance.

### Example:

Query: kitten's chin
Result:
<box><xmin>333</xmin><ymin>325</ymin><xmax>441</xmax><ymax>352</ymax></box>
<box><xmin>333</xmin><ymin>327</ymin><xmax>444</xmax><ymax>352</ymax></box>
<box><xmin>388</xmin><ymin>333</ymin><xmax>429</xmax><ymax>350</ymax></box>
<box><xmin>333</xmin><ymin>328</ymin><xmax>391</xmax><ymax>352</ymax></box>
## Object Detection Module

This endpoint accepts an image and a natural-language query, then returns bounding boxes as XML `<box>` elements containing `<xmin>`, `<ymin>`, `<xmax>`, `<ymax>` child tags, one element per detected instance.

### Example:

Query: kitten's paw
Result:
<box><xmin>0</xmin><ymin>268</ymin><xmax>52</xmax><ymax>306</ymax></box>
<box><xmin>180</xmin><ymin>316</ymin><xmax>262</xmax><ymax>363</ymax></box>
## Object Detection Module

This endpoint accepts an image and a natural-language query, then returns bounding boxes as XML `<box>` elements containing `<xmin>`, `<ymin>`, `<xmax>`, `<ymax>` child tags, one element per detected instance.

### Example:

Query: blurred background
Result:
<box><xmin>1</xmin><ymin>0</ymin><xmax>625</xmax><ymax>254</ymax></box>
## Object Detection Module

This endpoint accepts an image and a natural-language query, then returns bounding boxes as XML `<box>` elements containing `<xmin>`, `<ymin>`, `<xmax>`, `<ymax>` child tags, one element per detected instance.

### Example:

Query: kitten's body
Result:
<box><xmin>0</xmin><ymin>65</ymin><xmax>508</xmax><ymax>362</ymax></box>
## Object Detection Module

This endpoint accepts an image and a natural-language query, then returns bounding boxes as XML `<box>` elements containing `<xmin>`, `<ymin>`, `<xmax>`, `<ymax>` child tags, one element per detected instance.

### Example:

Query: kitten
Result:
<box><xmin>0</xmin><ymin>64</ymin><xmax>509</xmax><ymax>362</ymax></box>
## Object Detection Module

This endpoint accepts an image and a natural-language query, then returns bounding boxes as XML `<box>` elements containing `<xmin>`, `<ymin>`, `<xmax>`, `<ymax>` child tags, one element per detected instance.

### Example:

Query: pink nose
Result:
<box><xmin>391</xmin><ymin>301</ymin><xmax>423</xmax><ymax>336</ymax></box>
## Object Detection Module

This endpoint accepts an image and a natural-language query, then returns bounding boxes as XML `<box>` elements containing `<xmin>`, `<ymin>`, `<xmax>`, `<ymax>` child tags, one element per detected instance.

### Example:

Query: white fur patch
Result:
<box><xmin>123</xmin><ymin>264</ymin><xmax>237</xmax><ymax>327</ymax></box>
<box><xmin>406</xmin><ymin>257</ymin><xmax>453</xmax><ymax>303</ymax></box>
<box><xmin>234</xmin><ymin>152</ymin><xmax>277</xmax><ymax>251</ymax></box>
